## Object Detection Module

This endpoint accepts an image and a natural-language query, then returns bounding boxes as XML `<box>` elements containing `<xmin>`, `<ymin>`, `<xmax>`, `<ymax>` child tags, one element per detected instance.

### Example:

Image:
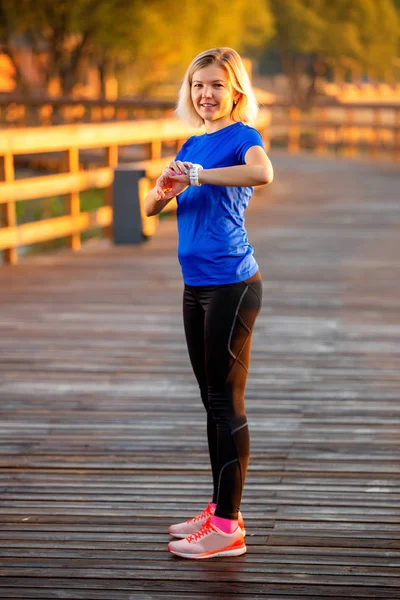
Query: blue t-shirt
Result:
<box><xmin>175</xmin><ymin>121</ymin><xmax>264</xmax><ymax>286</ymax></box>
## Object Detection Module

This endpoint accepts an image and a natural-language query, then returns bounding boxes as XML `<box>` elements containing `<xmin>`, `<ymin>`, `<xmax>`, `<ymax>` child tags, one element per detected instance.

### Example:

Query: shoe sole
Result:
<box><xmin>170</xmin><ymin>527</ymin><xmax>246</xmax><ymax>539</ymax></box>
<box><xmin>169</xmin><ymin>544</ymin><xmax>247</xmax><ymax>559</ymax></box>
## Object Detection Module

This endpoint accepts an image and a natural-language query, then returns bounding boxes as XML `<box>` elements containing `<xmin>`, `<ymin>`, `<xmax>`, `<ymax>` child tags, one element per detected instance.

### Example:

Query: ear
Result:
<box><xmin>233</xmin><ymin>94</ymin><xmax>241</xmax><ymax>105</ymax></box>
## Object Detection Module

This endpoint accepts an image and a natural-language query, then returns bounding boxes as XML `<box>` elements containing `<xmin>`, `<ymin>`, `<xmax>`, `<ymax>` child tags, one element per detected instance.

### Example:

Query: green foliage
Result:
<box><xmin>268</xmin><ymin>0</ymin><xmax>400</xmax><ymax>106</ymax></box>
<box><xmin>15</xmin><ymin>188</ymin><xmax>105</xmax><ymax>256</ymax></box>
<box><xmin>270</xmin><ymin>0</ymin><xmax>325</xmax><ymax>53</ymax></box>
<box><xmin>4</xmin><ymin>0</ymin><xmax>398</xmax><ymax>102</ymax></box>
<box><xmin>16</xmin><ymin>189</ymin><xmax>104</xmax><ymax>225</ymax></box>
<box><xmin>0</xmin><ymin>0</ymin><xmax>274</xmax><ymax>96</ymax></box>
<box><xmin>323</xmin><ymin>0</ymin><xmax>399</xmax><ymax>69</ymax></box>
<box><xmin>271</xmin><ymin>0</ymin><xmax>399</xmax><ymax>67</ymax></box>
<box><xmin>107</xmin><ymin>0</ymin><xmax>275</xmax><ymax>94</ymax></box>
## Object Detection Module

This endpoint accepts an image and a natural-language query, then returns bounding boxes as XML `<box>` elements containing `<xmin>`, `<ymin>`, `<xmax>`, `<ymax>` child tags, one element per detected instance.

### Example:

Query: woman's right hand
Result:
<box><xmin>155</xmin><ymin>161</ymin><xmax>192</xmax><ymax>200</ymax></box>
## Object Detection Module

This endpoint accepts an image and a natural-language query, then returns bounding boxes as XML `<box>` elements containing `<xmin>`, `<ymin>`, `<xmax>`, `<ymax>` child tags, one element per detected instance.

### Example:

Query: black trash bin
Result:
<box><xmin>113</xmin><ymin>165</ymin><xmax>146</xmax><ymax>244</ymax></box>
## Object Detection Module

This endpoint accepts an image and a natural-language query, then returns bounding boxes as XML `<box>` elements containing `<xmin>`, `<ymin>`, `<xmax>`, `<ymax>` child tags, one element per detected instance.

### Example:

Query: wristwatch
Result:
<box><xmin>189</xmin><ymin>164</ymin><xmax>204</xmax><ymax>186</ymax></box>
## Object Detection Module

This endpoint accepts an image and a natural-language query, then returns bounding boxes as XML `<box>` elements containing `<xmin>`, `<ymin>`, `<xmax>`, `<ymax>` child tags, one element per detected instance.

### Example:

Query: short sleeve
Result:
<box><xmin>236</xmin><ymin>127</ymin><xmax>264</xmax><ymax>164</ymax></box>
<box><xmin>174</xmin><ymin>137</ymin><xmax>194</xmax><ymax>162</ymax></box>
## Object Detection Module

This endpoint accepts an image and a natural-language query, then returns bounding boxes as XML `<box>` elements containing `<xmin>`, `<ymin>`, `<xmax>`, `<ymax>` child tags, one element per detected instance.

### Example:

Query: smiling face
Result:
<box><xmin>190</xmin><ymin>63</ymin><xmax>240</xmax><ymax>132</ymax></box>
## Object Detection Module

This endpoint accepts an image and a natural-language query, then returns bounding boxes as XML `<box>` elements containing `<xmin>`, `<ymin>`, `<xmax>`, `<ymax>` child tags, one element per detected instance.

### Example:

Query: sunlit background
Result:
<box><xmin>1</xmin><ymin>0</ymin><xmax>399</xmax><ymax>105</ymax></box>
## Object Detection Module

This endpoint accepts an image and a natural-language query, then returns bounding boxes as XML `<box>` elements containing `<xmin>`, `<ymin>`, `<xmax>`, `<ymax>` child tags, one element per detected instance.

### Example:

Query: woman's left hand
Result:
<box><xmin>164</xmin><ymin>160</ymin><xmax>192</xmax><ymax>184</ymax></box>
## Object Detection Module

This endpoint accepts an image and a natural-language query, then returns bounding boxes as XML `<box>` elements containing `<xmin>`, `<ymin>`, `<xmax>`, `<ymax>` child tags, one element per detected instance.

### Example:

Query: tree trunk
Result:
<box><xmin>278</xmin><ymin>41</ymin><xmax>300</xmax><ymax>105</ymax></box>
<box><xmin>98</xmin><ymin>54</ymin><xmax>113</xmax><ymax>99</ymax></box>
<box><xmin>2</xmin><ymin>42</ymin><xmax>32</xmax><ymax>95</ymax></box>
<box><xmin>60</xmin><ymin>31</ymin><xmax>93</xmax><ymax>96</ymax></box>
<box><xmin>305</xmin><ymin>55</ymin><xmax>326</xmax><ymax>107</ymax></box>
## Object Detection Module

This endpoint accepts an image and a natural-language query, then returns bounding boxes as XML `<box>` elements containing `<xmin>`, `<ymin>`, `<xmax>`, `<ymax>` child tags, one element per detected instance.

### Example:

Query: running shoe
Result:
<box><xmin>168</xmin><ymin>518</ymin><xmax>246</xmax><ymax>559</ymax></box>
<box><xmin>168</xmin><ymin>501</ymin><xmax>246</xmax><ymax>538</ymax></box>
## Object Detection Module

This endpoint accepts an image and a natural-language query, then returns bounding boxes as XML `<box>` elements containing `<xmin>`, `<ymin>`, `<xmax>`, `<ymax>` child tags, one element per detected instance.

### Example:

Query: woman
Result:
<box><xmin>144</xmin><ymin>47</ymin><xmax>273</xmax><ymax>560</ymax></box>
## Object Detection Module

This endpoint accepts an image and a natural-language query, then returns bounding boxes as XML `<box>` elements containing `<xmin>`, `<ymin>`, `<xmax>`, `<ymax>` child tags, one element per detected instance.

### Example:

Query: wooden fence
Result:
<box><xmin>1</xmin><ymin>94</ymin><xmax>399</xmax><ymax>160</ymax></box>
<box><xmin>0</xmin><ymin>110</ymin><xmax>271</xmax><ymax>265</ymax></box>
<box><xmin>0</xmin><ymin>96</ymin><xmax>175</xmax><ymax>127</ymax></box>
<box><xmin>266</xmin><ymin>101</ymin><xmax>400</xmax><ymax>159</ymax></box>
<box><xmin>1</xmin><ymin>100</ymin><xmax>400</xmax><ymax>266</ymax></box>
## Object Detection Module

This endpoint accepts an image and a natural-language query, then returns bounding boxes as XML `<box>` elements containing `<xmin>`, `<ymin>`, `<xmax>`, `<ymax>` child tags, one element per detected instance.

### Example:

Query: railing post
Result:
<box><xmin>176</xmin><ymin>140</ymin><xmax>185</xmax><ymax>154</ymax></box>
<box><xmin>369</xmin><ymin>108</ymin><xmax>380</xmax><ymax>160</ymax></box>
<box><xmin>316</xmin><ymin>107</ymin><xmax>327</xmax><ymax>154</ymax></box>
<box><xmin>66</xmin><ymin>147</ymin><xmax>81</xmax><ymax>251</ymax></box>
<box><xmin>288</xmin><ymin>106</ymin><xmax>300</xmax><ymax>153</ymax></box>
<box><xmin>345</xmin><ymin>108</ymin><xmax>356</xmax><ymax>157</ymax></box>
<box><xmin>262</xmin><ymin>124</ymin><xmax>270</xmax><ymax>152</ymax></box>
<box><xmin>116</xmin><ymin>107</ymin><xmax>129</xmax><ymax>120</ymax></box>
<box><xmin>261</xmin><ymin>109</ymin><xmax>271</xmax><ymax>152</ymax></box>
<box><xmin>151</xmin><ymin>140</ymin><xmax>162</xmax><ymax>160</ymax></box>
<box><xmin>90</xmin><ymin>106</ymin><xmax>102</xmax><ymax>122</ymax></box>
<box><xmin>105</xmin><ymin>145</ymin><xmax>119</xmax><ymax>238</ymax></box>
<box><xmin>1</xmin><ymin>153</ymin><xmax>17</xmax><ymax>265</ymax></box>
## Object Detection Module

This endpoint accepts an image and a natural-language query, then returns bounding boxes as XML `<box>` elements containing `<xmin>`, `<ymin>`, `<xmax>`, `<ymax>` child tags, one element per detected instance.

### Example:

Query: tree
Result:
<box><xmin>0</xmin><ymin>0</ymin><xmax>138</xmax><ymax>96</ymax></box>
<box><xmin>0</xmin><ymin>0</ymin><xmax>275</xmax><ymax>97</ymax></box>
<box><xmin>268</xmin><ymin>0</ymin><xmax>400</xmax><ymax>107</ymax></box>
<box><xmin>93</xmin><ymin>0</ymin><xmax>275</xmax><ymax>96</ymax></box>
<box><xmin>0</xmin><ymin>0</ymin><xmax>32</xmax><ymax>91</ymax></box>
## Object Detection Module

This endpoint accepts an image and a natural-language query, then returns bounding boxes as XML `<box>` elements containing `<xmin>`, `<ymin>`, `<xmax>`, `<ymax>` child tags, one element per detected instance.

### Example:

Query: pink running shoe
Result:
<box><xmin>168</xmin><ymin>501</ymin><xmax>246</xmax><ymax>538</ymax></box>
<box><xmin>168</xmin><ymin>518</ymin><xmax>246</xmax><ymax>559</ymax></box>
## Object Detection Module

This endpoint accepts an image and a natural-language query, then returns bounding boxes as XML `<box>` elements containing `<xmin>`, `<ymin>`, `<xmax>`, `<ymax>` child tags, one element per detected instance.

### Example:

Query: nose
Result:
<box><xmin>201</xmin><ymin>86</ymin><xmax>212</xmax><ymax>98</ymax></box>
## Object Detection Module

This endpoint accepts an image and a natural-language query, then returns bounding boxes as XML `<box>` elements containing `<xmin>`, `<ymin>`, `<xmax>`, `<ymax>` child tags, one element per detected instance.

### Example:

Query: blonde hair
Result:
<box><xmin>175</xmin><ymin>47</ymin><xmax>259</xmax><ymax>128</ymax></box>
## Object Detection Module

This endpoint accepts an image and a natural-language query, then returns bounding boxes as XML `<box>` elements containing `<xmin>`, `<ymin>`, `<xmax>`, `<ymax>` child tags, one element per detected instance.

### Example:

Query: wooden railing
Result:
<box><xmin>0</xmin><ymin>110</ymin><xmax>271</xmax><ymax>265</ymax></box>
<box><xmin>0</xmin><ymin>96</ymin><xmax>176</xmax><ymax>127</ymax></box>
<box><xmin>1</xmin><ymin>94</ymin><xmax>399</xmax><ymax>155</ymax></box>
<box><xmin>267</xmin><ymin>101</ymin><xmax>400</xmax><ymax>159</ymax></box>
<box><xmin>1</xmin><ymin>99</ymin><xmax>399</xmax><ymax>266</ymax></box>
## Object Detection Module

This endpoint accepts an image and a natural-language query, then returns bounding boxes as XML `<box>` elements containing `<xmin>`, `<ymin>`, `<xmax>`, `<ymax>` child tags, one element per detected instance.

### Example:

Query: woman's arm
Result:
<box><xmin>144</xmin><ymin>161</ymin><xmax>193</xmax><ymax>217</ymax></box>
<box><xmin>166</xmin><ymin>146</ymin><xmax>273</xmax><ymax>188</ymax></box>
<box><xmin>146</xmin><ymin>144</ymin><xmax>273</xmax><ymax>215</ymax></box>
<box><xmin>144</xmin><ymin>185</ymin><xmax>174</xmax><ymax>217</ymax></box>
<box><xmin>201</xmin><ymin>146</ymin><xmax>273</xmax><ymax>186</ymax></box>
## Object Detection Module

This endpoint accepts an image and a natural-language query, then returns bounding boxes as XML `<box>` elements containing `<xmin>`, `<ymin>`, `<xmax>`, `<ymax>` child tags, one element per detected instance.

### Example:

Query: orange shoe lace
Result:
<box><xmin>186</xmin><ymin>518</ymin><xmax>216</xmax><ymax>543</ymax></box>
<box><xmin>187</xmin><ymin>501</ymin><xmax>213</xmax><ymax>524</ymax></box>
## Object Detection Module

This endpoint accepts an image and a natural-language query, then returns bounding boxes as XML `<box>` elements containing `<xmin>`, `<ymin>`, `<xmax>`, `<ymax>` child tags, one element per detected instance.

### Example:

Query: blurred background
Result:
<box><xmin>1</xmin><ymin>0</ymin><xmax>399</xmax><ymax>107</ymax></box>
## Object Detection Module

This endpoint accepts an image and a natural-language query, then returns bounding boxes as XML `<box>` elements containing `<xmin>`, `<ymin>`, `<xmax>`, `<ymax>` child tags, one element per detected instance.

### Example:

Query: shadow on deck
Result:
<box><xmin>0</xmin><ymin>152</ymin><xmax>399</xmax><ymax>599</ymax></box>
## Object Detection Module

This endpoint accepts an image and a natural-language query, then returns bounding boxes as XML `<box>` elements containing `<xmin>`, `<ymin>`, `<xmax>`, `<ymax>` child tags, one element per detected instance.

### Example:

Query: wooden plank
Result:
<box><xmin>0</xmin><ymin>206</ymin><xmax>112</xmax><ymax>249</ymax></box>
<box><xmin>0</xmin><ymin>590</ymin><xmax>395</xmax><ymax>600</ymax></box>
<box><xmin>104</xmin><ymin>145</ymin><xmax>118</xmax><ymax>238</ymax></box>
<box><xmin>0</xmin><ymin>168</ymin><xmax>114</xmax><ymax>204</ymax></box>
<box><xmin>66</xmin><ymin>146</ymin><xmax>81</xmax><ymax>251</ymax></box>
<box><xmin>0</xmin><ymin>112</ymin><xmax>270</xmax><ymax>154</ymax></box>
<box><xmin>0</xmin><ymin>119</ymin><xmax>197</xmax><ymax>154</ymax></box>
<box><xmin>0</xmin><ymin>579</ymin><xmax>399</xmax><ymax>598</ymax></box>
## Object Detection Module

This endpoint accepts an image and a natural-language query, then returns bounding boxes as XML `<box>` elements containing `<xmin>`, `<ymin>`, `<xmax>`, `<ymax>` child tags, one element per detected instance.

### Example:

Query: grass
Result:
<box><xmin>16</xmin><ymin>188</ymin><xmax>106</xmax><ymax>256</ymax></box>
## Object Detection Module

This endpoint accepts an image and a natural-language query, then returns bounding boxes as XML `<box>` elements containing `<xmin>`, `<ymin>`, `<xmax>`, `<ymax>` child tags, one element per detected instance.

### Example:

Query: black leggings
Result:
<box><xmin>183</xmin><ymin>273</ymin><xmax>262</xmax><ymax>520</ymax></box>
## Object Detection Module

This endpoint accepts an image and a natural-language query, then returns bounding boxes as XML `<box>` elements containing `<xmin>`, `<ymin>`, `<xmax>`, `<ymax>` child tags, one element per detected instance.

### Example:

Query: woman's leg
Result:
<box><xmin>182</xmin><ymin>286</ymin><xmax>218</xmax><ymax>502</ymax></box>
<box><xmin>204</xmin><ymin>278</ymin><xmax>262</xmax><ymax>520</ymax></box>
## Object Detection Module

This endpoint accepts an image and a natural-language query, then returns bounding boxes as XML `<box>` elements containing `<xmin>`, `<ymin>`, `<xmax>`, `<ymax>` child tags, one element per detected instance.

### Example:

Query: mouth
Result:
<box><xmin>200</xmin><ymin>103</ymin><xmax>217</xmax><ymax>108</ymax></box>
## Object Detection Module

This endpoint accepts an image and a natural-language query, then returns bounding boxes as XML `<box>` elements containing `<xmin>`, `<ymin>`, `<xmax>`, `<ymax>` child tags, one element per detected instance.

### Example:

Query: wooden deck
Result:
<box><xmin>0</xmin><ymin>151</ymin><xmax>399</xmax><ymax>599</ymax></box>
